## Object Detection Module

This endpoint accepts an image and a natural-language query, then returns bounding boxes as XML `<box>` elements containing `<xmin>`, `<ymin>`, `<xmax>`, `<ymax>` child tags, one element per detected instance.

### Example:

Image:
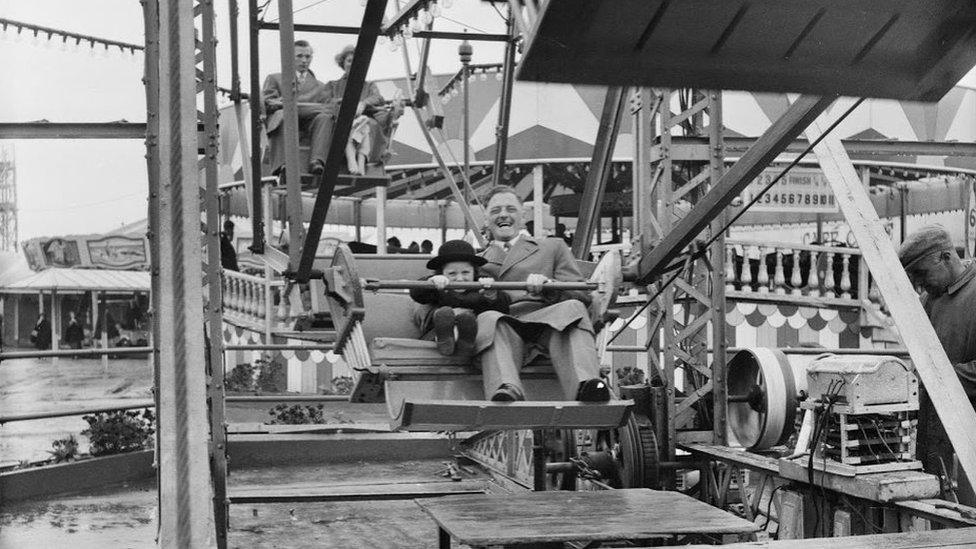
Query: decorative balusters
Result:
<box><xmin>790</xmin><ymin>250</ymin><xmax>803</xmax><ymax>295</ymax></box>
<box><xmin>756</xmin><ymin>247</ymin><xmax>770</xmax><ymax>293</ymax></box>
<box><xmin>839</xmin><ymin>254</ymin><xmax>852</xmax><ymax>298</ymax></box>
<box><xmin>823</xmin><ymin>252</ymin><xmax>836</xmax><ymax>297</ymax></box>
<box><xmin>773</xmin><ymin>249</ymin><xmax>786</xmax><ymax>294</ymax></box>
<box><xmin>257</xmin><ymin>283</ymin><xmax>267</xmax><ymax>317</ymax></box>
<box><xmin>807</xmin><ymin>251</ymin><xmax>819</xmax><ymax>296</ymax></box>
<box><xmin>721</xmin><ymin>240</ymin><xmax>864</xmax><ymax>301</ymax></box>
<box><xmin>740</xmin><ymin>246</ymin><xmax>753</xmax><ymax>292</ymax></box>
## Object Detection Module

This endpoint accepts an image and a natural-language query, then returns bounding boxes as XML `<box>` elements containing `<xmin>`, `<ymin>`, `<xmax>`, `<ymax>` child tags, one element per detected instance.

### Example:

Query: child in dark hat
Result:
<box><xmin>410</xmin><ymin>239</ymin><xmax>510</xmax><ymax>355</ymax></box>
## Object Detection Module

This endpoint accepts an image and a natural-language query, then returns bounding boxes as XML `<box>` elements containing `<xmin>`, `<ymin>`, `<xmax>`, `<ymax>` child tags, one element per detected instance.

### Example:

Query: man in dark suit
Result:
<box><xmin>475</xmin><ymin>186</ymin><xmax>610</xmax><ymax>403</ymax></box>
<box><xmin>263</xmin><ymin>40</ymin><xmax>335</xmax><ymax>175</ymax></box>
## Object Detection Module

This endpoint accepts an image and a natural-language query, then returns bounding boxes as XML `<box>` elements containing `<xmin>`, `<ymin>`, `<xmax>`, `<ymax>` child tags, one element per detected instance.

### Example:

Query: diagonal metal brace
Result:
<box><xmin>296</xmin><ymin>0</ymin><xmax>388</xmax><ymax>282</ymax></box>
<box><xmin>634</xmin><ymin>94</ymin><xmax>836</xmax><ymax>284</ymax></box>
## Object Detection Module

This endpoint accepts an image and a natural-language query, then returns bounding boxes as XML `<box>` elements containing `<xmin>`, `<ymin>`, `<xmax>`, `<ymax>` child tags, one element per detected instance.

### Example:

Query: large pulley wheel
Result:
<box><xmin>536</xmin><ymin>429</ymin><xmax>578</xmax><ymax>491</ymax></box>
<box><xmin>581</xmin><ymin>416</ymin><xmax>661</xmax><ymax>489</ymax></box>
<box><xmin>727</xmin><ymin>348</ymin><xmax>799</xmax><ymax>450</ymax></box>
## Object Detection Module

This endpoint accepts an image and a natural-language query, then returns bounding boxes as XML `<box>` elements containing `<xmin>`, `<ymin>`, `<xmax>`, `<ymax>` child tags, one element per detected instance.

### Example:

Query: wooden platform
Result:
<box><xmin>680</xmin><ymin>526</ymin><xmax>976</xmax><ymax>548</ymax></box>
<box><xmin>228</xmin><ymin>480</ymin><xmax>486</xmax><ymax>504</ymax></box>
<box><xmin>683</xmin><ymin>443</ymin><xmax>940</xmax><ymax>502</ymax></box>
<box><xmin>390</xmin><ymin>396</ymin><xmax>633</xmax><ymax>432</ymax></box>
<box><xmin>417</xmin><ymin>488</ymin><xmax>759</xmax><ymax>548</ymax></box>
<box><xmin>517</xmin><ymin>0</ymin><xmax>976</xmax><ymax>101</ymax></box>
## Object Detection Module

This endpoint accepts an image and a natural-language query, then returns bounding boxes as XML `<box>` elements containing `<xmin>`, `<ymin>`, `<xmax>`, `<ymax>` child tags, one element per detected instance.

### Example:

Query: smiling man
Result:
<box><xmin>898</xmin><ymin>224</ymin><xmax>976</xmax><ymax>505</ymax></box>
<box><xmin>473</xmin><ymin>185</ymin><xmax>610</xmax><ymax>403</ymax></box>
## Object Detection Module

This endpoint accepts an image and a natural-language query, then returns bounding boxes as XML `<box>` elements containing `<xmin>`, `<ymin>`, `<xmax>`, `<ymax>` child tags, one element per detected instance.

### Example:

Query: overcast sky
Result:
<box><xmin>1</xmin><ymin>1</ymin><xmax>975</xmax><ymax>241</ymax></box>
<box><xmin>0</xmin><ymin>0</ymin><xmax>508</xmax><ymax>240</ymax></box>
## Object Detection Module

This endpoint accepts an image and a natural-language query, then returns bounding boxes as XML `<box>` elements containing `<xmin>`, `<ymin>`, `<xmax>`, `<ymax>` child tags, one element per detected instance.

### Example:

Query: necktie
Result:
<box><xmin>503</xmin><ymin>242</ymin><xmax>512</xmax><ymax>253</ymax></box>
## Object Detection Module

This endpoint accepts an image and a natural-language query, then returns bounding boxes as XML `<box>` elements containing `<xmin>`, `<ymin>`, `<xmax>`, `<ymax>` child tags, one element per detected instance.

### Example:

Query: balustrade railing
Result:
<box><xmin>221</xmin><ymin>270</ymin><xmax>289</xmax><ymax>329</ymax></box>
<box><xmin>724</xmin><ymin>239</ymin><xmax>867</xmax><ymax>300</ymax></box>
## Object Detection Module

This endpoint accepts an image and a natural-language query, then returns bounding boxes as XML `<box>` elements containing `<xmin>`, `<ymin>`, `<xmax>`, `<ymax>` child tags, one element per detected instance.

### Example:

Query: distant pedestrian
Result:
<box><xmin>407</xmin><ymin>241</ymin><xmax>420</xmax><ymax>254</ymax></box>
<box><xmin>421</xmin><ymin>240</ymin><xmax>434</xmax><ymax>254</ymax></box>
<box><xmin>386</xmin><ymin>236</ymin><xmax>403</xmax><ymax>254</ymax></box>
<box><xmin>65</xmin><ymin>311</ymin><xmax>84</xmax><ymax>350</ymax></box>
<box><xmin>221</xmin><ymin>219</ymin><xmax>239</xmax><ymax>271</ymax></box>
<box><xmin>31</xmin><ymin>313</ymin><xmax>51</xmax><ymax>350</ymax></box>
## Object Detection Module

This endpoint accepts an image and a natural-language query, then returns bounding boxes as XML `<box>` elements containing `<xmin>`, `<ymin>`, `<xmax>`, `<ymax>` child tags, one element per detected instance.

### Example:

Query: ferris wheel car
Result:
<box><xmin>321</xmin><ymin>243</ymin><xmax>632</xmax><ymax>432</ymax></box>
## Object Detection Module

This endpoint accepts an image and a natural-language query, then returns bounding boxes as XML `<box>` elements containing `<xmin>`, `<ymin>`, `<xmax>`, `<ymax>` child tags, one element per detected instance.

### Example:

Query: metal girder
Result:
<box><xmin>196</xmin><ymin>1</ymin><xmax>229</xmax><ymax>545</ymax></box>
<box><xmin>259</xmin><ymin>21</ymin><xmax>509</xmax><ymax>41</ymax></box>
<box><xmin>635</xmin><ymin>94</ymin><xmax>836</xmax><ymax>284</ymax></box>
<box><xmin>571</xmin><ymin>86</ymin><xmax>627</xmax><ymax>259</ymax></box>
<box><xmin>807</xmin><ymin>114</ymin><xmax>976</xmax><ymax>502</ymax></box>
<box><xmin>492</xmin><ymin>12</ymin><xmax>516</xmax><ymax>187</ymax></box>
<box><xmin>659</xmin><ymin>135</ymin><xmax>976</xmax><ymax>160</ymax></box>
<box><xmin>153</xmin><ymin>0</ymin><xmax>218</xmax><ymax>545</ymax></box>
<box><xmin>296</xmin><ymin>0</ymin><xmax>388</xmax><ymax>281</ymax></box>
<box><xmin>276</xmin><ymin>0</ymin><xmax>306</xmax><ymax>269</ymax></box>
<box><xmin>0</xmin><ymin>122</ymin><xmax>146</xmax><ymax>139</ymax></box>
<box><xmin>247</xmin><ymin>0</ymin><xmax>265</xmax><ymax>253</ymax></box>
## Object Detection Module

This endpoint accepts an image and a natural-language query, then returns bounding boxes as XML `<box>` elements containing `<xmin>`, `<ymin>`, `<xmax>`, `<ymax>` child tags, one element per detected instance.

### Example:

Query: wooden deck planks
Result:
<box><xmin>680</xmin><ymin>526</ymin><xmax>976</xmax><ymax>548</ymax></box>
<box><xmin>416</xmin><ymin>488</ymin><xmax>758</xmax><ymax>546</ymax></box>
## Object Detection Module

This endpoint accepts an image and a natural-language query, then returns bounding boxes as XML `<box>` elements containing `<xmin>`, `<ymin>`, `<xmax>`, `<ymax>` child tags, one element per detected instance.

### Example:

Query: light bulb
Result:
<box><xmin>402</xmin><ymin>25</ymin><xmax>413</xmax><ymax>39</ymax></box>
<box><xmin>410</xmin><ymin>17</ymin><xmax>421</xmax><ymax>32</ymax></box>
<box><xmin>430</xmin><ymin>3</ymin><xmax>441</xmax><ymax>17</ymax></box>
<box><xmin>468</xmin><ymin>73</ymin><xmax>475</xmax><ymax>82</ymax></box>
<box><xmin>420</xmin><ymin>9</ymin><xmax>432</xmax><ymax>25</ymax></box>
<box><xmin>59</xmin><ymin>40</ymin><xmax>68</xmax><ymax>52</ymax></box>
<box><xmin>495</xmin><ymin>71</ymin><xmax>503</xmax><ymax>81</ymax></box>
<box><xmin>389</xmin><ymin>36</ymin><xmax>399</xmax><ymax>51</ymax></box>
<box><xmin>442</xmin><ymin>0</ymin><xmax>453</xmax><ymax>8</ymax></box>
<box><xmin>480</xmin><ymin>71</ymin><xmax>488</xmax><ymax>81</ymax></box>
<box><xmin>451</xmin><ymin>88</ymin><xmax>459</xmax><ymax>97</ymax></box>
<box><xmin>440</xmin><ymin>95</ymin><xmax>449</xmax><ymax>105</ymax></box>
<box><xmin>359</xmin><ymin>0</ymin><xmax>367</xmax><ymax>5</ymax></box>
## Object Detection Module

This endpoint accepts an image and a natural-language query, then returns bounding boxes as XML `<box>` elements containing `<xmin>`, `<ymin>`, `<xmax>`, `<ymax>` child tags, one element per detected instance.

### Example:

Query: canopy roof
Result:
<box><xmin>0</xmin><ymin>268</ymin><xmax>150</xmax><ymax>294</ymax></box>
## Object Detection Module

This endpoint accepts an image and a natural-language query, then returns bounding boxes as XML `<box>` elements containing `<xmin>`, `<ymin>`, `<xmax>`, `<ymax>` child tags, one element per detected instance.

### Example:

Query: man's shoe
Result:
<box><xmin>576</xmin><ymin>378</ymin><xmax>611</xmax><ymax>402</ymax></box>
<box><xmin>455</xmin><ymin>311</ymin><xmax>477</xmax><ymax>355</ymax></box>
<box><xmin>491</xmin><ymin>383</ymin><xmax>525</xmax><ymax>402</ymax></box>
<box><xmin>309</xmin><ymin>160</ymin><xmax>326</xmax><ymax>175</ymax></box>
<box><xmin>432</xmin><ymin>306</ymin><xmax>456</xmax><ymax>356</ymax></box>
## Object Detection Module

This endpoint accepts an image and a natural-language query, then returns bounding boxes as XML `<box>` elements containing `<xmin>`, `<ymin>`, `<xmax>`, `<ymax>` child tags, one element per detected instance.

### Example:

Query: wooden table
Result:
<box><xmin>416</xmin><ymin>488</ymin><xmax>759</xmax><ymax>548</ymax></box>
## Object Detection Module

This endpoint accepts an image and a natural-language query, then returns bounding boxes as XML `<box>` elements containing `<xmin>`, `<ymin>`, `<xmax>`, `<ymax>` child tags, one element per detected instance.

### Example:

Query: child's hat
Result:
<box><xmin>426</xmin><ymin>239</ymin><xmax>486</xmax><ymax>271</ymax></box>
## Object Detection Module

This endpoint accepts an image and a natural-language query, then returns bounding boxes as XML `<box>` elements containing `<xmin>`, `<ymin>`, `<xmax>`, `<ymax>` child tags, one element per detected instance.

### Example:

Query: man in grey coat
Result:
<box><xmin>899</xmin><ymin>224</ymin><xmax>976</xmax><ymax>504</ymax></box>
<box><xmin>262</xmin><ymin>40</ymin><xmax>334</xmax><ymax>174</ymax></box>
<box><xmin>476</xmin><ymin>186</ymin><xmax>609</xmax><ymax>403</ymax></box>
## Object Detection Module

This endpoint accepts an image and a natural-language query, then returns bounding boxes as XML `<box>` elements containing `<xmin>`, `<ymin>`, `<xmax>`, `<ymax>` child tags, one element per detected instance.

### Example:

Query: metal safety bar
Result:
<box><xmin>362</xmin><ymin>280</ymin><xmax>599</xmax><ymax>291</ymax></box>
<box><xmin>0</xmin><ymin>347</ymin><xmax>154</xmax><ymax>360</ymax></box>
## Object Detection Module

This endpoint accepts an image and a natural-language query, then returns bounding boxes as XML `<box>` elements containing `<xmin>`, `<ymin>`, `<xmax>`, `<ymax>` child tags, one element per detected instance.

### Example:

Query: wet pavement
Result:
<box><xmin>0</xmin><ymin>460</ymin><xmax>501</xmax><ymax>548</ymax></box>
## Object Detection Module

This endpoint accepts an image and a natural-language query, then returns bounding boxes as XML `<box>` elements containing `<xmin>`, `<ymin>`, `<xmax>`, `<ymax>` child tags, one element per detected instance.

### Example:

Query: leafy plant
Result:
<box><xmin>225</xmin><ymin>362</ymin><xmax>256</xmax><ymax>392</ymax></box>
<box><xmin>48</xmin><ymin>435</ymin><xmax>79</xmax><ymax>463</ymax></box>
<box><xmin>268</xmin><ymin>403</ymin><xmax>326</xmax><ymax>425</ymax></box>
<box><xmin>82</xmin><ymin>408</ymin><xmax>155</xmax><ymax>456</ymax></box>
<box><xmin>255</xmin><ymin>357</ymin><xmax>285</xmax><ymax>392</ymax></box>
<box><xmin>328</xmin><ymin>376</ymin><xmax>354</xmax><ymax>396</ymax></box>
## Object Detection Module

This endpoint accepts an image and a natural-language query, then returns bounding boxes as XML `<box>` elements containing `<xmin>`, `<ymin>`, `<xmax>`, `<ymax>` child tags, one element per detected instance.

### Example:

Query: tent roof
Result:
<box><xmin>0</xmin><ymin>268</ymin><xmax>150</xmax><ymax>294</ymax></box>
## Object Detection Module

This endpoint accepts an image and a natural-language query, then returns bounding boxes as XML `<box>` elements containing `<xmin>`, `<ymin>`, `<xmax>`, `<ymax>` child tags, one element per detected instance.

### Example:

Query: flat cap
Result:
<box><xmin>898</xmin><ymin>225</ymin><xmax>953</xmax><ymax>269</ymax></box>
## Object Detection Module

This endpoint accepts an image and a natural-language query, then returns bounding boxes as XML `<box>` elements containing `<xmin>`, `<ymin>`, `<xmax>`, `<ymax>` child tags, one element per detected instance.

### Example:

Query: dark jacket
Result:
<box><xmin>409</xmin><ymin>275</ymin><xmax>511</xmax><ymax>315</ymax></box>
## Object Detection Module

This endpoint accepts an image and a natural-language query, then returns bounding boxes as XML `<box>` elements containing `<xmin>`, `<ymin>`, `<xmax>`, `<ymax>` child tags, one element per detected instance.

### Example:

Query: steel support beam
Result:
<box><xmin>296</xmin><ymin>0</ymin><xmax>388</xmax><ymax>281</ymax></box>
<box><xmin>154</xmin><ymin>0</ymin><xmax>217</xmax><ymax>545</ymax></box>
<box><xmin>664</xmin><ymin>135</ymin><xmax>976</xmax><ymax>159</ymax></box>
<box><xmin>807</xmin><ymin>113</ymin><xmax>976</xmax><ymax>500</ymax></box>
<box><xmin>276</xmin><ymin>0</ymin><xmax>306</xmax><ymax>269</ymax></box>
<box><xmin>259</xmin><ymin>21</ymin><xmax>508</xmax><ymax>42</ymax></box>
<box><xmin>197</xmin><ymin>1</ymin><xmax>229</xmax><ymax>545</ymax></box>
<box><xmin>247</xmin><ymin>0</ymin><xmax>265</xmax><ymax>253</ymax></box>
<box><xmin>0</xmin><ymin>122</ymin><xmax>146</xmax><ymax>139</ymax></box>
<box><xmin>572</xmin><ymin>86</ymin><xmax>626</xmax><ymax>259</ymax></box>
<box><xmin>492</xmin><ymin>12</ymin><xmax>516</xmax><ymax>187</ymax></box>
<box><xmin>636</xmin><ymin>94</ymin><xmax>836</xmax><ymax>283</ymax></box>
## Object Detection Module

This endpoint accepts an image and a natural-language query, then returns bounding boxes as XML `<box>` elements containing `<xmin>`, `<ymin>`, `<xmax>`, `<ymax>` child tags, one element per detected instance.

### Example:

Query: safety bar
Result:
<box><xmin>0</xmin><ymin>347</ymin><xmax>153</xmax><ymax>360</ymax></box>
<box><xmin>362</xmin><ymin>279</ymin><xmax>599</xmax><ymax>291</ymax></box>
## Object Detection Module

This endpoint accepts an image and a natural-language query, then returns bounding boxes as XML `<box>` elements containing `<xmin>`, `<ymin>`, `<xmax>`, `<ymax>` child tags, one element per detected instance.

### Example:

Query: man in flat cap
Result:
<box><xmin>899</xmin><ymin>224</ymin><xmax>976</xmax><ymax>504</ymax></box>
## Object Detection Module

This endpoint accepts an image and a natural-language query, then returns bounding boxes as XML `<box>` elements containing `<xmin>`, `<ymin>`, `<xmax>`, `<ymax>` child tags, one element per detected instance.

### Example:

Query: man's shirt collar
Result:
<box><xmin>947</xmin><ymin>260</ymin><xmax>976</xmax><ymax>295</ymax></box>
